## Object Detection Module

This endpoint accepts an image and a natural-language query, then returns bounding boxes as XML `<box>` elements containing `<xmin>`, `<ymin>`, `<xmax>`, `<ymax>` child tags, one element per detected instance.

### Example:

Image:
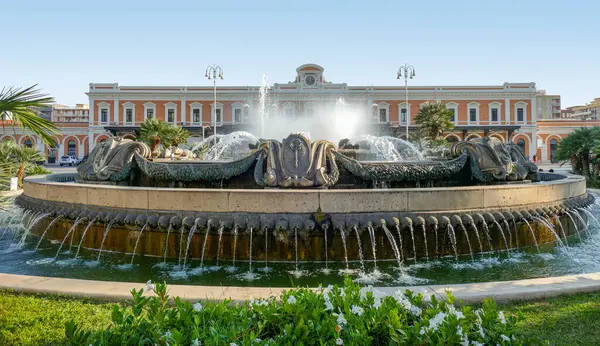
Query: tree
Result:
<box><xmin>0</xmin><ymin>85</ymin><xmax>59</xmax><ymax>146</ymax></box>
<box><xmin>414</xmin><ymin>102</ymin><xmax>455</xmax><ymax>141</ymax></box>
<box><xmin>0</xmin><ymin>139</ymin><xmax>45</xmax><ymax>187</ymax></box>
<box><xmin>554</xmin><ymin>127</ymin><xmax>600</xmax><ymax>178</ymax></box>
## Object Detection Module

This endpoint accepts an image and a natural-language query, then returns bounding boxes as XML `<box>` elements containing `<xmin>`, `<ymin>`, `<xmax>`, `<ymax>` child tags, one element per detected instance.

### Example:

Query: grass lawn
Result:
<box><xmin>1</xmin><ymin>289</ymin><xmax>600</xmax><ymax>345</ymax></box>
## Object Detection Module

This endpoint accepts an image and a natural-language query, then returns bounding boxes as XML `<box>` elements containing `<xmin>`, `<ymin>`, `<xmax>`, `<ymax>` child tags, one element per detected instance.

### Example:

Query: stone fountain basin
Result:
<box><xmin>17</xmin><ymin>173</ymin><xmax>590</xmax><ymax>261</ymax></box>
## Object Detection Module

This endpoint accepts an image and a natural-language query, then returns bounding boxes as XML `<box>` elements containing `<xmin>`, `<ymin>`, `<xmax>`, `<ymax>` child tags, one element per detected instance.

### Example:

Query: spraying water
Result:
<box><xmin>367</xmin><ymin>225</ymin><xmax>378</xmax><ymax>269</ymax></box>
<box><xmin>349</xmin><ymin>135</ymin><xmax>425</xmax><ymax>162</ymax></box>
<box><xmin>54</xmin><ymin>217</ymin><xmax>83</xmax><ymax>258</ymax></box>
<box><xmin>215</xmin><ymin>226</ymin><xmax>224</xmax><ymax>266</ymax></box>
<box><xmin>433</xmin><ymin>223</ymin><xmax>439</xmax><ymax>258</ymax></box>
<box><xmin>249</xmin><ymin>226</ymin><xmax>254</xmax><ymax>273</ymax></box>
<box><xmin>531</xmin><ymin>216</ymin><xmax>566</xmax><ymax>248</ymax></box>
<box><xmin>420</xmin><ymin>223</ymin><xmax>429</xmax><ymax>261</ymax></box>
<box><xmin>502</xmin><ymin>220</ymin><xmax>512</xmax><ymax>248</ymax></box>
<box><xmin>470</xmin><ymin>222</ymin><xmax>484</xmax><ymax>257</ymax></box>
<box><xmin>381</xmin><ymin>223</ymin><xmax>402</xmax><ymax>267</ymax></box>
<box><xmin>75</xmin><ymin>219</ymin><xmax>96</xmax><ymax>259</ymax></box>
<box><xmin>18</xmin><ymin>212</ymin><xmax>49</xmax><ymax>247</ymax></box>
<box><xmin>447</xmin><ymin>225</ymin><xmax>458</xmax><ymax>260</ymax></box>
<box><xmin>554</xmin><ymin>215</ymin><xmax>569</xmax><ymax>246</ymax></box>
<box><xmin>258</xmin><ymin>74</ymin><xmax>270</xmax><ymax>138</ymax></box>
<box><xmin>192</xmin><ymin>131</ymin><xmax>259</xmax><ymax>161</ymax></box>
<box><xmin>408</xmin><ymin>223</ymin><xmax>417</xmax><ymax>263</ymax></box>
<box><xmin>96</xmin><ymin>220</ymin><xmax>116</xmax><ymax>262</ymax></box>
<box><xmin>394</xmin><ymin>223</ymin><xmax>404</xmax><ymax>262</ymax></box>
<box><xmin>481</xmin><ymin>221</ymin><xmax>494</xmax><ymax>252</ymax></box>
<box><xmin>493</xmin><ymin>220</ymin><xmax>510</xmax><ymax>252</ymax></box>
<box><xmin>338</xmin><ymin>226</ymin><xmax>349</xmax><ymax>270</ymax></box>
<box><xmin>263</xmin><ymin>227</ymin><xmax>268</xmax><ymax>269</ymax></box>
<box><xmin>198</xmin><ymin>224</ymin><xmax>211</xmax><ymax>270</ymax></box>
<box><xmin>130</xmin><ymin>222</ymin><xmax>150</xmax><ymax>265</ymax></box>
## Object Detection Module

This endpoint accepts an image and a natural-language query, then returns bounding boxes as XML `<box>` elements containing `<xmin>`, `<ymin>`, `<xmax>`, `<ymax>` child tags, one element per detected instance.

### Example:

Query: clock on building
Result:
<box><xmin>304</xmin><ymin>75</ymin><xmax>316</xmax><ymax>86</ymax></box>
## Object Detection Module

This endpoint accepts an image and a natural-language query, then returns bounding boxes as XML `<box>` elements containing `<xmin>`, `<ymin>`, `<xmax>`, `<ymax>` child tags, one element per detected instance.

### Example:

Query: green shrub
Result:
<box><xmin>25</xmin><ymin>164</ymin><xmax>52</xmax><ymax>176</ymax></box>
<box><xmin>66</xmin><ymin>278</ymin><xmax>534</xmax><ymax>345</ymax></box>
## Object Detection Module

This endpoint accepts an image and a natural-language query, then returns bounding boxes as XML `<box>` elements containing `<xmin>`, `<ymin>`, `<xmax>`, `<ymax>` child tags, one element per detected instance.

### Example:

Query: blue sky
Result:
<box><xmin>1</xmin><ymin>0</ymin><xmax>598</xmax><ymax>107</ymax></box>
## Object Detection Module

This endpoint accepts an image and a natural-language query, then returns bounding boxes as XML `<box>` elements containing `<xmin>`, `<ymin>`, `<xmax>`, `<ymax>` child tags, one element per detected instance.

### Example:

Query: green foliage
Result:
<box><xmin>554</xmin><ymin>127</ymin><xmax>600</xmax><ymax>179</ymax></box>
<box><xmin>67</xmin><ymin>278</ymin><xmax>530</xmax><ymax>346</ymax></box>
<box><xmin>415</xmin><ymin>102</ymin><xmax>455</xmax><ymax>141</ymax></box>
<box><xmin>0</xmin><ymin>84</ymin><xmax>59</xmax><ymax>147</ymax></box>
<box><xmin>139</xmin><ymin>119</ymin><xmax>191</xmax><ymax>150</ymax></box>
<box><xmin>0</xmin><ymin>140</ymin><xmax>47</xmax><ymax>189</ymax></box>
<box><xmin>25</xmin><ymin>164</ymin><xmax>52</xmax><ymax>176</ymax></box>
<box><xmin>192</xmin><ymin>143</ymin><xmax>209</xmax><ymax>160</ymax></box>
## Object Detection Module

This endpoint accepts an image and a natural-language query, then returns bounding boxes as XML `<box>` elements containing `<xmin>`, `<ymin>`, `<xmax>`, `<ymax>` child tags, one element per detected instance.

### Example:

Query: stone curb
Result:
<box><xmin>2</xmin><ymin>272</ymin><xmax>600</xmax><ymax>305</ymax></box>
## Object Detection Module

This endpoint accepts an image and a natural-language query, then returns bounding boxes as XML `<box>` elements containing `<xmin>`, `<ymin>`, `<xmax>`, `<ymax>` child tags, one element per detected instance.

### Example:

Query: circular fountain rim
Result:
<box><xmin>1</xmin><ymin>270</ymin><xmax>600</xmax><ymax>304</ymax></box>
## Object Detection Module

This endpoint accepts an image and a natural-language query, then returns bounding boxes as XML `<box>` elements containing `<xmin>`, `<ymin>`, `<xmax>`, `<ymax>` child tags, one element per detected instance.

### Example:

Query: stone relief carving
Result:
<box><xmin>77</xmin><ymin>137</ymin><xmax>152</xmax><ymax>181</ymax></box>
<box><xmin>451</xmin><ymin>136</ymin><xmax>536</xmax><ymax>182</ymax></box>
<box><xmin>254</xmin><ymin>133</ymin><xmax>339</xmax><ymax>188</ymax></box>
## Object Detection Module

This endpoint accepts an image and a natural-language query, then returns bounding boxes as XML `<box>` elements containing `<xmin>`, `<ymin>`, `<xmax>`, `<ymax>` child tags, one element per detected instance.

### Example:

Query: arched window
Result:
<box><xmin>446</xmin><ymin>135</ymin><xmax>459</xmax><ymax>143</ymax></box>
<box><xmin>550</xmin><ymin>138</ymin><xmax>558</xmax><ymax>163</ymax></box>
<box><xmin>24</xmin><ymin>138</ymin><xmax>32</xmax><ymax>148</ymax></box>
<box><xmin>68</xmin><ymin>140</ymin><xmax>76</xmax><ymax>156</ymax></box>
<box><xmin>516</xmin><ymin>138</ymin><xmax>526</xmax><ymax>155</ymax></box>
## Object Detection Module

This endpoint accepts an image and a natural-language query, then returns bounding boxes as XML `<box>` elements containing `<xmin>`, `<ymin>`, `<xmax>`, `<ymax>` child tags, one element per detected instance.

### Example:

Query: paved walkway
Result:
<box><xmin>2</xmin><ymin>272</ymin><xmax>600</xmax><ymax>304</ymax></box>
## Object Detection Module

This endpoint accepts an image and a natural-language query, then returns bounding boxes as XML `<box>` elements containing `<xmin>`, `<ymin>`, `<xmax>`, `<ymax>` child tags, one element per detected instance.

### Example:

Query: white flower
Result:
<box><xmin>373</xmin><ymin>297</ymin><xmax>382</xmax><ymax>309</ymax></box>
<box><xmin>145</xmin><ymin>279</ymin><xmax>155</xmax><ymax>291</ymax></box>
<box><xmin>339</xmin><ymin>290</ymin><xmax>345</xmax><ymax>297</ymax></box>
<box><xmin>422</xmin><ymin>311</ymin><xmax>446</xmax><ymax>333</ymax></box>
<box><xmin>334</xmin><ymin>312</ymin><xmax>347</xmax><ymax>326</ymax></box>
<box><xmin>287</xmin><ymin>295</ymin><xmax>297</xmax><ymax>304</ymax></box>
<box><xmin>455</xmin><ymin>311</ymin><xmax>465</xmax><ymax>320</ymax></box>
<box><xmin>336</xmin><ymin>338</ymin><xmax>343</xmax><ymax>345</ymax></box>
<box><xmin>477</xmin><ymin>324</ymin><xmax>485</xmax><ymax>338</ymax></box>
<box><xmin>230</xmin><ymin>343</ymin><xmax>238</xmax><ymax>346</ymax></box>
<box><xmin>498</xmin><ymin>311</ymin><xmax>507</xmax><ymax>324</ymax></box>
<box><xmin>500</xmin><ymin>334</ymin><xmax>510</xmax><ymax>342</ymax></box>
<box><xmin>324</xmin><ymin>300</ymin><xmax>334</xmax><ymax>311</ymax></box>
<box><xmin>410</xmin><ymin>305</ymin><xmax>422</xmax><ymax>316</ymax></box>
<box><xmin>420</xmin><ymin>327</ymin><xmax>426</xmax><ymax>335</ymax></box>
<box><xmin>457</xmin><ymin>326</ymin><xmax>469</xmax><ymax>346</ymax></box>
<box><xmin>162</xmin><ymin>331</ymin><xmax>172</xmax><ymax>339</ymax></box>
<box><xmin>254</xmin><ymin>338</ymin><xmax>262</xmax><ymax>343</ymax></box>
<box><xmin>193</xmin><ymin>301</ymin><xmax>203</xmax><ymax>312</ymax></box>
<box><xmin>250</xmin><ymin>298</ymin><xmax>268</xmax><ymax>308</ymax></box>
<box><xmin>192</xmin><ymin>339</ymin><xmax>201</xmax><ymax>346</ymax></box>
<box><xmin>351</xmin><ymin>305</ymin><xmax>364</xmax><ymax>316</ymax></box>
<box><xmin>471</xmin><ymin>341</ymin><xmax>484</xmax><ymax>346</ymax></box>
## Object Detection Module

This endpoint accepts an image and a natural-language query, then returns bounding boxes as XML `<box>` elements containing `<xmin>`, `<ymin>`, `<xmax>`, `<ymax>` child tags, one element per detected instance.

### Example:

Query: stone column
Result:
<box><xmin>114</xmin><ymin>97</ymin><xmax>119</xmax><ymax>125</ymax></box>
<box><xmin>181</xmin><ymin>99</ymin><xmax>187</xmax><ymax>125</ymax></box>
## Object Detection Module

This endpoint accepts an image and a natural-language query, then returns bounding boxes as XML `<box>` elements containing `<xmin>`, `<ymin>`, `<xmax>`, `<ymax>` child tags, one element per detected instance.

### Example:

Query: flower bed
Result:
<box><xmin>66</xmin><ymin>278</ymin><xmax>532</xmax><ymax>345</ymax></box>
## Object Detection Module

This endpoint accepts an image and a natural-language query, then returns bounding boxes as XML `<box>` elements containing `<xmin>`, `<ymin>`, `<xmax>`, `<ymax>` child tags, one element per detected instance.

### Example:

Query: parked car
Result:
<box><xmin>59</xmin><ymin>155</ymin><xmax>80</xmax><ymax>166</ymax></box>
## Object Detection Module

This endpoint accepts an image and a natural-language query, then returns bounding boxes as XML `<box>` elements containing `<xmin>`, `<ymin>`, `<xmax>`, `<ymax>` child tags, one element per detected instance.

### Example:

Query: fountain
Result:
<box><xmin>3</xmin><ymin>112</ymin><xmax>596</xmax><ymax>287</ymax></box>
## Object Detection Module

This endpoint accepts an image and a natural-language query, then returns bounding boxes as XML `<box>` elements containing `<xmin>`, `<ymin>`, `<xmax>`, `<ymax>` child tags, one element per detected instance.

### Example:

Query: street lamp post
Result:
<box><xmin>205</xmin><ymin>65</ymin><xmax>224</xmax><ymax>143</ymax></box>
<box><xmin>396</xmin><ymin>63</ymin><xmax>416</xmax><ymax>139</ymax></box>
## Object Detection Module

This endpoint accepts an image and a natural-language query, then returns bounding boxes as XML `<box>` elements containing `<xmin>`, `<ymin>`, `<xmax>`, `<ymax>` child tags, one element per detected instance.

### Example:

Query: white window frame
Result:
<box><xmin>210</xmin><ymin>102</ymin><xmax>224</xmax><ymax>126</ymax></box>
<box><xmin>189</xmin><ymin>102</ymin><xmax>203</xmax><ymax>125</ymax></box>
<box><xmin>144</xmin><ymin>102</ymin><xmax>156</xmax><ymax>121</ymax></box>
<box><xmin>97</xmin><ymin>101</ymin><xmax>110</xmax><ymax>125</ymax></box>
<box><xmin>397</xmin><ymin>102</ymin><xmax>412</xmax><ymax>125</ymax></box>
<box><xmin>283</xmin><ymin>102</ymin><xmax>296</xmax><ymax>118</ymax></box>
<box><xmin>377</xmin><ymin>102</ymin><xmax>390</xmax><ymax>123</ymax></box>
<box><xmin>489</xmin><ymin>102</ymin><xmax>502</xmax><ymax>124</ymax></box>
<box><xmin>514</xmin><ymin>101</ymin><xmax>528</xmax><ymax>124</ymax></box>
<box><xmin>165</xmin><ymin>102</ymin><xmax>178</xmax><ymax>124</ymax></box>
<box><xmin>122</xmin><ymin>102</ymin><xmax>135</xmax><ymax>126</ymax></box>
<box><xmin>467</xmin><ymin>102</ymin><xmax>480</xmax><ymax>125</ymax></box>
<box><xmin>445</xmin><ymin>102</ymin><xmax>458</xmax><ymax>125</ymax></box>
<box><xmin>231</xmin><ymin>102</ymin><xmax>245</xmax><ymax>124</ymax></box>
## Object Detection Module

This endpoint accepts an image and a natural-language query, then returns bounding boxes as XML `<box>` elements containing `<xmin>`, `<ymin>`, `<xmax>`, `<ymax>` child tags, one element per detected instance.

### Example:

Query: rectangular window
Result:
<box><xmin>234</xmin><ymin>108</ymin><xmax>242</xmax><ymax>123</ymax></box>
<box><xmin>167</xmin><ymin>109</ymin><xmax>175</xmax><ymax>123</ymax></box>
<box><xmin>469</xmin><ymin>108</ymin><xmax>477</xmax><ymax>122</ymax></box>
<box><xmin>491</xmin><ymin>108</ymin><xmax>498</xmax><ymax>122</ymax></box>
<box><xmin>125</xmin><ymin>109</ymin><xmax>133</xmax><ymax>123</ymax></box>
<box><xmin>192</xmin><ymin>109</ymin><xmax>200</xmax><ymax>123</ymax></box>
<box><xmin>147</xmin><ymin>109</ymin><xmax>154</xmax><ymax>119</ymax></box>
<box><xmin>517</xmin><ymin>108</ymin><xmax>524</xmax><ymax>122</ymax></box>
<box><xmin>215</xmin><ymin>109</ymin><xmax>222</xmax><ymax>123</ymax></box>
<box><xmin>100</xmin><ymin>109</ymin><xmax>108</xmax><ymax>123</ymax></box>
<box><xmin>449</xmin><ymin>108</ymin><xmax>456</xmax><ymax>122</ymax></box>
<box><xmin>400</xmin><ymin>108</ymin><xmax>407</xmax><ymax>122</ymax></box>
<box><xmin>379</xmin><ymin>108</ymin><xmax>387</xmax><ymax>122</ymax></box>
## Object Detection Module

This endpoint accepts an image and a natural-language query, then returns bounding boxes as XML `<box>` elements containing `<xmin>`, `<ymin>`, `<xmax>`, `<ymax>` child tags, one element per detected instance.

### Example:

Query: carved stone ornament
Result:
<box><xmin>254</xmin><ymin>133</ymin><xmax>339</xmax><ymax>188</ymax></box>
<box><xmin>77</xmin><ymin>137</ymin><xmax>152</xmax><ymax>181</ymax></box>
<box><xmin>451</xmin><ymin>136</ymin><xmax>537</xmax><ymax>182</ymax></box>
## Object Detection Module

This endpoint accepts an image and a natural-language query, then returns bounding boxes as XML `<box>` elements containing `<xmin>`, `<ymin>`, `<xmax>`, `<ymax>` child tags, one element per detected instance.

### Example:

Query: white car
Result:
<box><xmin>59</xmin><ymin>155</ymin><xmax>80</xmax><ymax>166</ymax></box>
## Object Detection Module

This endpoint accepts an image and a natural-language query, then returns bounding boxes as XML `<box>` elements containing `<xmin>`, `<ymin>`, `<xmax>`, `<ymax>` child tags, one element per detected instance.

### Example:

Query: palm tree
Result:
<box><xmin>554</xmin><ymin>127</ymin><xmax>600</xmax><ymax>177</ymax></box>
<box><xmin>168</xmin><ymin>126</ymin><xmax>191</xmax><ymax>147</ymax></box>
<box><xmin>139</xmin><ymin>119</ymin><xmax>174</xmax><ymax>153</ymax></box>
<box><xmin>414</xmin><ymin>102</ymin><xmax>455</xmax><ymax>141</ymax></box>
<box><xmin>0</xmin><ymin>84</ymin><xmax>59</xmax><ymax>147</ymax></box>
<box><xmin>0</xmin><ymin>139</ymin><xmax>45</xmax><ymax>187</ymax></box>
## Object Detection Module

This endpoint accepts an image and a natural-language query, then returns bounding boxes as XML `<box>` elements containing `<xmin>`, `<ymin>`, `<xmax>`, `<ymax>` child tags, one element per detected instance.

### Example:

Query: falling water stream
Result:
<box><xmin>572</xmin><ymin>211</ymin><xmax>592</xmax><ymax>238</ymax></box>
<box><xmin>502</xmin><ymin>220</ymin><xmax>512</xmax><ymax>248</ymax></box>
<box><xmin>74</xmin><ymin>220</ymin><xmax>96</xmax><ymax>259</ymax></box>
<box><xmin>554</xmin><ymin>215</ymin><xmax>569</xmax><ymax>246</ymax></box>
<box><xmin>249</xmin><ymin>226</ymin><xmax>254</xmax><ymax>273</ymax></box>
<box><xmin>177</xmin><ymin>225</ymin><xmax>185</xmax><ymax>266</ymax></box>
<box><xmin>183</xmin><ymin>225</ymin><xmax>198</xmax><ymax>268</ymax></box>
<box><xmin>408</xmin><ymin>223</ymin><xmax>417</xmax><ymax>263</ymax></box>
<box><xmin>470</xmin><ymin>223</ymin><xmax>484</xmax><ymax>256</ymax></box>
<box><xmin>564</xmin><ymin>211</ymin><xmax>582</xmax><ymax>241</ymax></box>
<box><xmin>232</xmin><ymin>226</ymin><xmax>239</xmax><ymax>267</ymax></box>
<box><xmin>215</xmin><ymin>226</ymin><xmax>224</xmax><ymax>266</ymax></box>
<box><xmin>18</xmin><ymin>212</ymin><xmax>50</xmax><ymax>247</ymax></box>
<box><xmin>481</xmin><ymin>222</ymin><xmax>494</xmax><ymax>252</ymax></box>
<box><xmin>493</xmin><ymin>220</ymin><xmax>510</xmax><ymax>252</ymax></box>
<box><xmin>420</xmin><ymin>224</ymin><xmax>429</xmax><ymax>261</ymax></box>
<box><xmin>433</xmin><ymin>224</ymin><xmax>439</xmax><ymax>258</ymax></box>
<box><xmin>263</xmin><ymin>227</ymin><xmax>268</xmax><ymax>269</ymax></box>
<box><xmin>394</xmin><ymin>224</ymin><xmax>404</xmax><ymax>262</ymax></box>
<box><xmin>531</xmin><ymin>216</ymin><xmax>565</xmax><ymax>248</ymax></box>
<box><xmin>459</xmin><ymin>224</ymin><xmax>474</xmax><ymax>260</ymax></box>
<box><xmin>54</xmin><ymin>217</ymin><xmax>83</xmax><ymax>258</ymax></box>
<box><xmin>447</xmin><ymin>224</ymin><xmax>458</xmax><ymax>260</ymax></box>
<box><xmin>34</xmin><ymin>216</ymin><xmax>62</xmax><ymax>252</ymax></box>
<box><xmin>381</xmin><ymin>224</ymin><xmax>402</xmax><ymax>267</ymax></box>
<box><xmin>522</xmin><ymin>219</ymin><xmax>540</xmax><ymax>253</ymax></box>
<box><xmin>130</xmin><ymin>222</ymin><xmax>149</xmax><ymax>265</ymax></box>
<box><xmin>338</xmin><ymin>227</ymin><xmax>349</xmax><ymax>270</ymax></box>
<box><xmin>367</xmin><ymin>225</ymin><xmax>378</xmax><ymax>268</ymax></box>
<box><xmin>352</xmin><ymin>226</ymin><xmax>366</xmax><ymax>271</ymax></box>
<box><xmin>96</xmin><ymin>220</ymin><xmax>116</xmax><ymax>262</ymax></box>
<box><xmin>162</xmin><ymin>225</ymin><xmax>172</xmax><ymax>264</ymax></box>
<box><xmin>198</xmin><ymin>224</ymin><xmax>210</xmax><ymax>269</ymax></box>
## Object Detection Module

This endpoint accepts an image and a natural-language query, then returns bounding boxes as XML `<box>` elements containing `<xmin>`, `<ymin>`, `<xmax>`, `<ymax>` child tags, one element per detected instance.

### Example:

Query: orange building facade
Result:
<box><xmin>2</xmin><ymin>64</ymin><xmax>596</xmax><ymax>164</ymax></box>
